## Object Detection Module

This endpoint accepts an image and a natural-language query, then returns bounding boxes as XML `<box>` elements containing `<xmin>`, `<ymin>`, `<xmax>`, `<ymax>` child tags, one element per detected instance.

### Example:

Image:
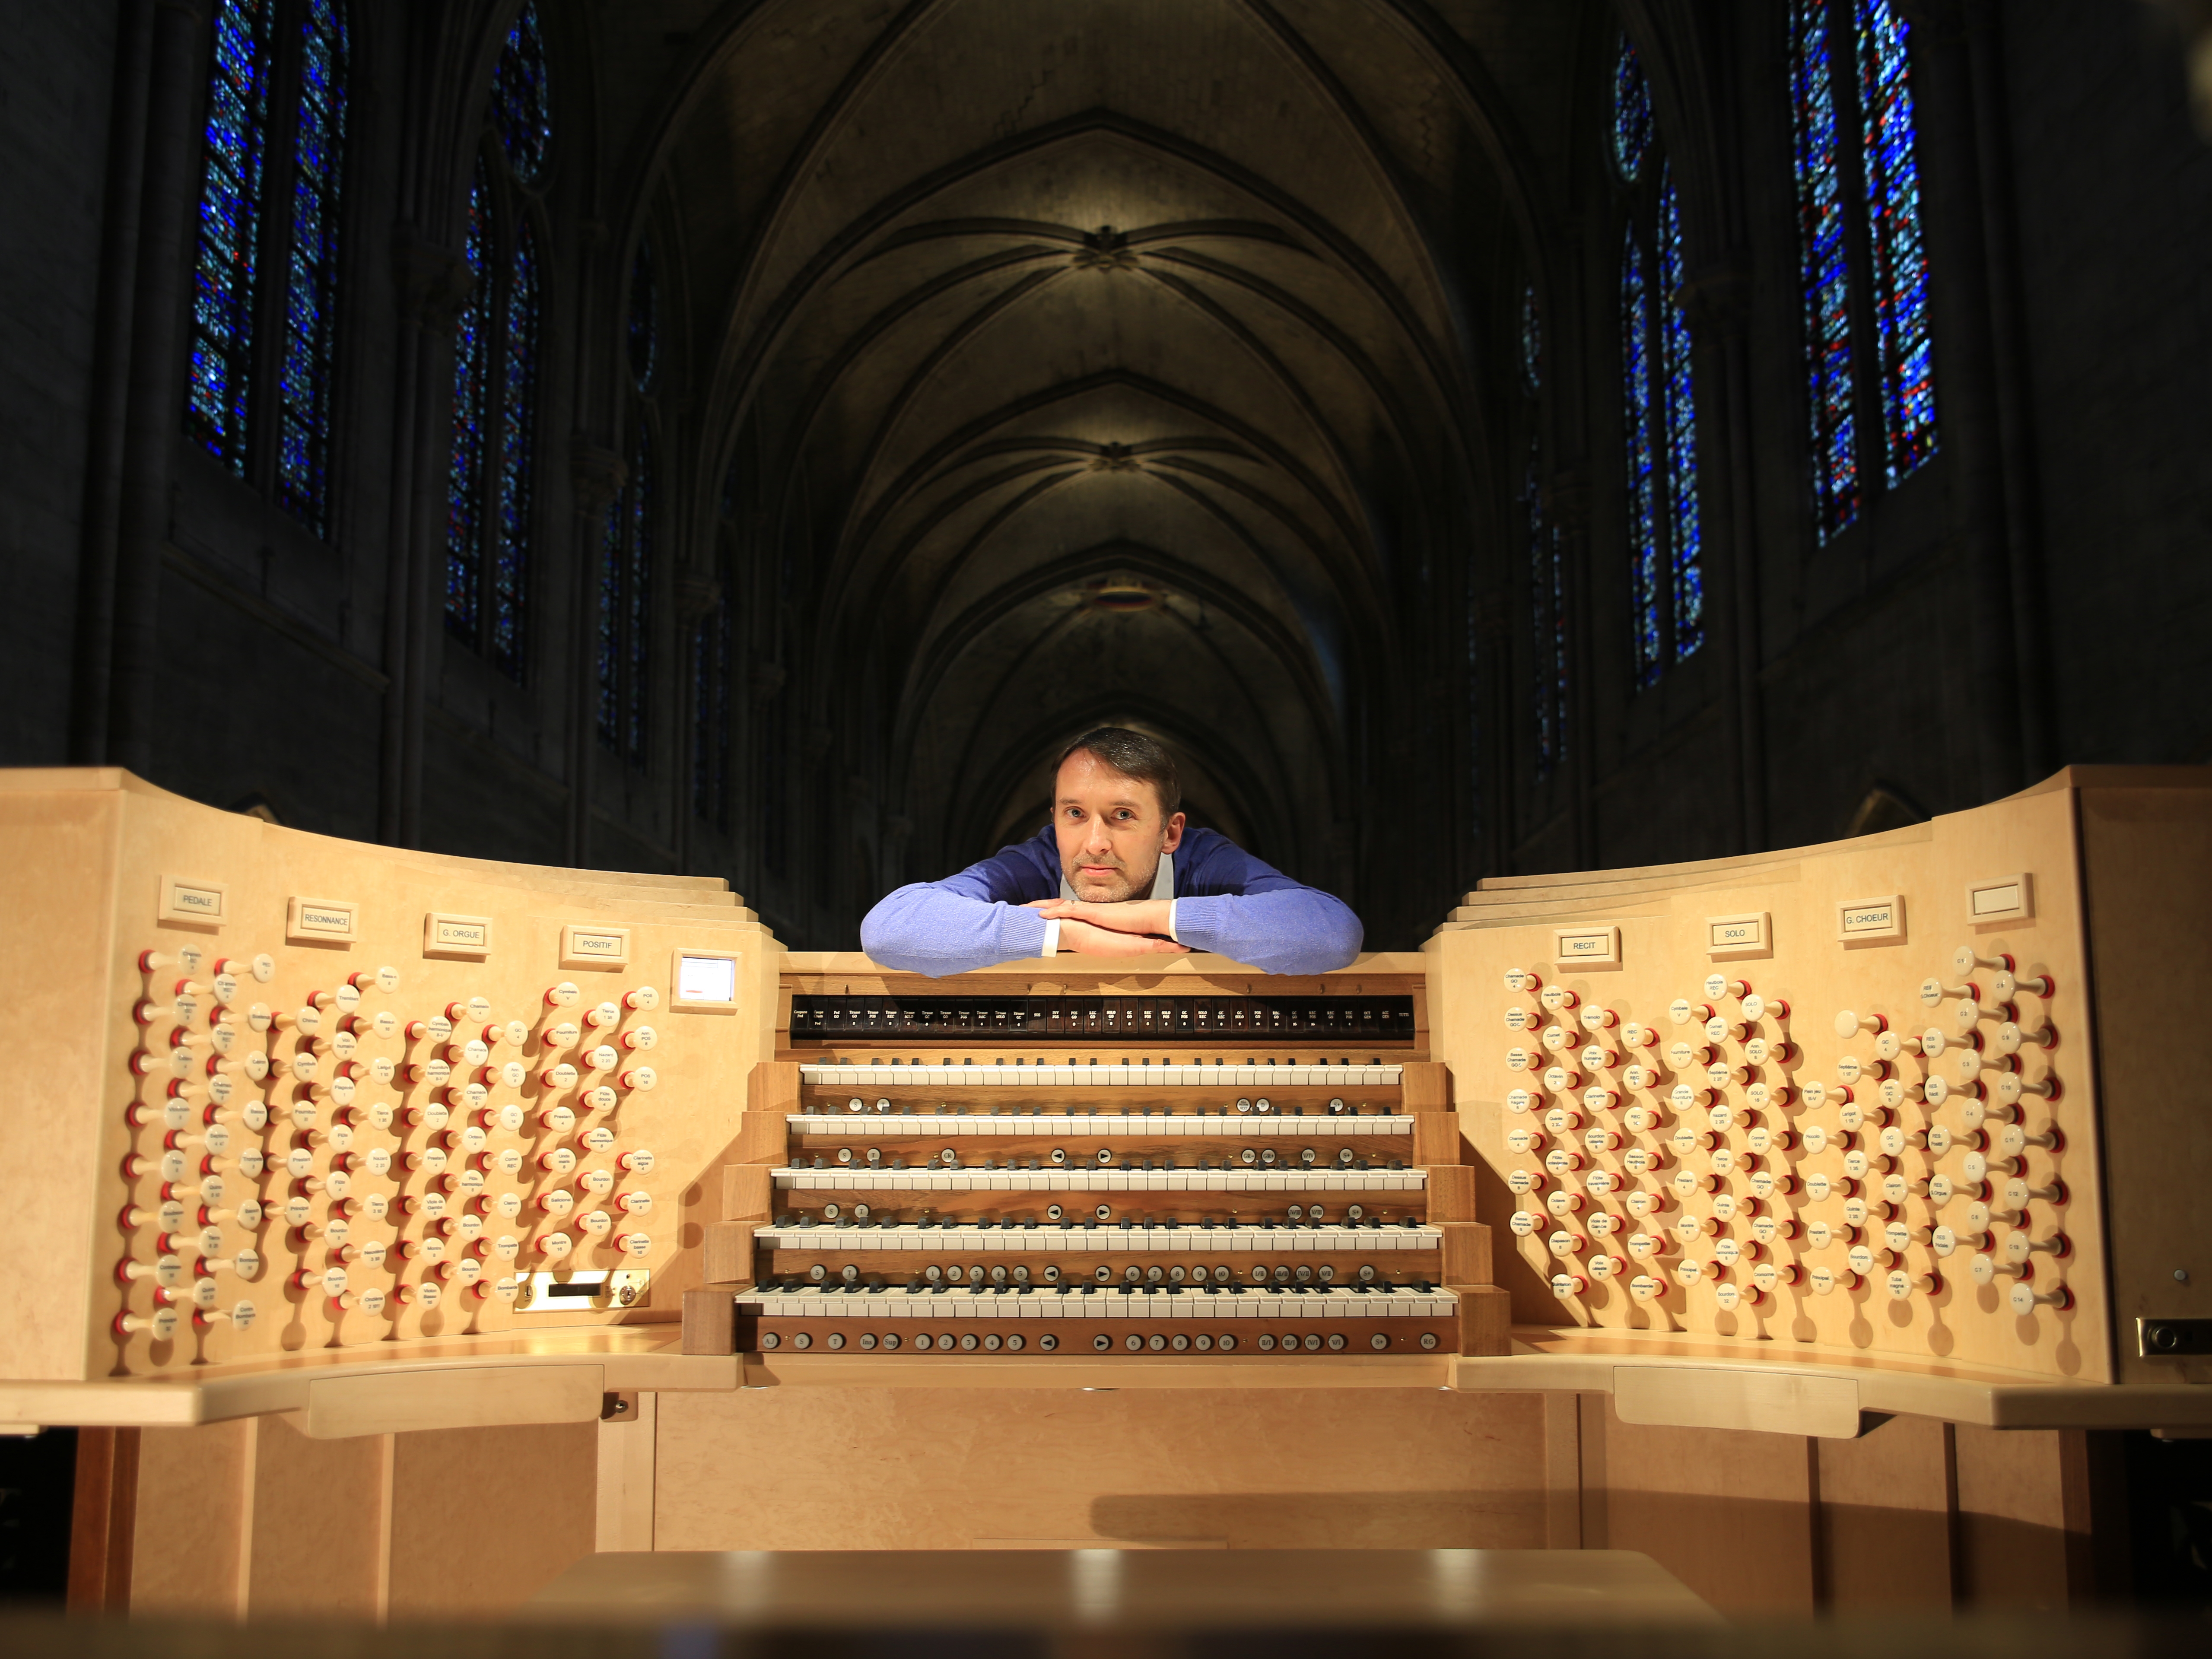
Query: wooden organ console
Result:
<box><xmin>2</xmin><ymin>764</ymin><xmax>2208</xmax><ymax>1620</ymax></box>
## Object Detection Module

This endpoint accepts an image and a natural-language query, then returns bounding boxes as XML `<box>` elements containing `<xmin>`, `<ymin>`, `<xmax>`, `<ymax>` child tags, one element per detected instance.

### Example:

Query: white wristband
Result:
<box><xmin>1040</xmin><ymin>918</ymin><xmax>1062</xmax><ymax>957</ymax></box>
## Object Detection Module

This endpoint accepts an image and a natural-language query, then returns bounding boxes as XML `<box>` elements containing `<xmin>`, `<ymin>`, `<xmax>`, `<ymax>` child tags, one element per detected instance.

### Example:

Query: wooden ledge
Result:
<box><xmin>1449</xmin><ymin>1324</ymin><xmax>2212</xmax><ymax>1434</ymax></box>
<box><xmin>0</xmin><ymin>1325</ymin><xmax>737</xmax><ymax>1433</ymax></box>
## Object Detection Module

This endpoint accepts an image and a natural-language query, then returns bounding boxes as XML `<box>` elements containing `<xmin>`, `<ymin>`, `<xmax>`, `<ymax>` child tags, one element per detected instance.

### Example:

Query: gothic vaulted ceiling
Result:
<box><xmin>607</xmin><ymin>0</ymin><xmax>1592</xmax><ymax>903</ymax></box>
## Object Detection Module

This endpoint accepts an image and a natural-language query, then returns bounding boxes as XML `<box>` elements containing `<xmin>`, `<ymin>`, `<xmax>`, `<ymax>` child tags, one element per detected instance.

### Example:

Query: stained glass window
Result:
<box><xmin>188</xmin><ymin>0</ymin><xmax>273</xmax><ymax>473</ymax></box>
<box><xmin>266</xmin><ymin>0</ymin><xmax>348</xmax><ymax>535</ymax></box>
<box><xmin>1612</xmin><ymin>35</ymin><xmax>1653</xmax><ymax>183</ymax></box>
<box><xmin>597</xmin><ymin>422</ymin><xmax>654</xmax><ymax>763</ymax></box>
<box><xmin>597</xmin><ymin>499</ymin><xmax>624</xmax><ymax>748</ymax></box>
<box><xmin>445</xmin><ymin>167</ymin><xmax>490</xmax><ymax>645</ymax></box>
<box><xmin>188</xmin><ymin>0</ymin><xmax>351</xmax><ymax>529</ymax></box>
<box><xmin>1786</xmin><ymin>0</ymin><xmax>1936</xmax><ymax>537</ymax></box>
<box><xmin>1855</xmin><ymin>0</ymin><xmax>1937</xmax><ymax>483</ymax></box>
<box><xmin>1616</xmin><ymin>59</ymin><xmax>1701</xmax><ymax>690</ymax></box>
<box><xmin>491</xmin><ymin>219</ymin><xmax>537</xmax><ymax>677</ymax></box>
<box><xmin>629</xmin><ymin>239</ymin><xmax>658</xmax><ymax>393</ymax></box>
<box><xmin>626</xmin><ymin>425</ymin><xmax>654</xmax><ymax>763</ymax></box>
<box><xmin>1526</xmin><ymin>439</ymin><xmax>1561</xmax><ymax>778</ymax></box>
<box><xmin>445</xmin><ymin>8</ymin><xmax>551</xmax><ymax>680</ymax></box>
<box><xmin>1789</xmin><ymin>0</ymin><xmax>1860</xmax><ymax>540</ymax></box>
<box><xmin>1520</xmin><ymin>283</ymin><xmax>1542</xmax><ymax>392</ymax></box>
<box><xmin>1658</xmin><ymin>172</ymin><xmax>1703</xmax><ymax>664</ymax></box>
<box><xmin>492</xmin><ymin>2</ymin><xmax>551</xmax><ymax>183</ymax></box>
<box><xmin>1621</xmin><ymin>226</ymin><xmax>1662</xmax><ymax>687</ymax></box>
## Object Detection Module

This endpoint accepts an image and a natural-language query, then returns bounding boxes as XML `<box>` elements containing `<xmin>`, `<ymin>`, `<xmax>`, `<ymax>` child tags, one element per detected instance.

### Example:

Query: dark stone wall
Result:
<box><xmin>0</xmin><ymin>3</ymin><xmax>118</xmax><ymax>764</ymax></box>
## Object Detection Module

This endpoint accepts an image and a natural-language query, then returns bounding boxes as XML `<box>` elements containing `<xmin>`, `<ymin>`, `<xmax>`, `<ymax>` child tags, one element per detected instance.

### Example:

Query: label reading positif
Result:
<box><xmin>286</xmin><ymin>896</ymin><xmax>359</xmax><ymax>945</ymax></box>
<box><xmin>560</xmin><ymin>924</ymin><xmax>631</xmax><ymax>970</ymax></box>
<box><xmin>425</xmin><ymin>912</ymin><xmax>494</xmax><ymax>959</ymax></box>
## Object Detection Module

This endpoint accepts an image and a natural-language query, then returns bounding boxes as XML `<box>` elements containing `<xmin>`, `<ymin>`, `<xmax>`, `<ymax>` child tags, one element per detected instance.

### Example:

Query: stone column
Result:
<box><xmin>69</xmin><ymin>0</ymin><xmax>156</xmax><ymax>765</ymax></box>
<box><xmin>382</xmin><ymin>235</ymin><xmax>474</xmax><ymax>846</ymax></box>
<box><xmin>566</xmin><ymin>441</ymin><xmax>625</xmax><ymax>865</ymax></box>
<box><xmin>1682</xmin><ymin>259</ymin><xmax>1767</xmax><ymax>854</ymax></box>
<box><xmin>108</xmin><ymin>0</ymin><xmax>208</xmax><ymax>776</ymax></box>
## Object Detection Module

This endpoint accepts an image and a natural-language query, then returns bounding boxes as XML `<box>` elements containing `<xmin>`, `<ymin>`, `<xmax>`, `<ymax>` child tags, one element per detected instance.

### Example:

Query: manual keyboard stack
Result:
<box><xmin>684</xmin><ymin>963</ymin><xmax>1510</xmax><ymax>1364</ymax></box>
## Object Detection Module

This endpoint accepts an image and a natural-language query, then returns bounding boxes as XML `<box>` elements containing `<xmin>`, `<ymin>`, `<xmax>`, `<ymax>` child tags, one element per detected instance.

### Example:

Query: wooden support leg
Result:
<box><xmin>68</xmin><ymin>1427</ymin><xmax>139</xmax><ymax>1612</ymax></box>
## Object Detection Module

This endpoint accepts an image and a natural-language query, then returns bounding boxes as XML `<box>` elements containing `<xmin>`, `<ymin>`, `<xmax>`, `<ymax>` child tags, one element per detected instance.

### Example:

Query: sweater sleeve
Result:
<box><xmin>857</xmin><ymin>836</ymin><xmax>1058</xmax><ymax>976</ymax></box>
<box><xmin>858</xmin><ymin>884</ymin><xmax>1053</xmax><ymax>977</ymax></box>
<box><xmin>1168</xmin><ymin>831</ymin><xmax>1365</xmax><ymax>974</ymax></box>
<box><xmin>1168</xmin><ymin>888</ymin><xmax>1364</xmax><ymax>975</ymax></box>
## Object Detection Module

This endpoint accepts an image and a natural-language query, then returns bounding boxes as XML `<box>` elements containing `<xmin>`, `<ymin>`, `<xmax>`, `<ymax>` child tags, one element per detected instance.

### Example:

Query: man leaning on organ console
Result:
<box><xmin>861</xmin><ymin>728</ymin><xmax>1363</xmax><ymax>977</ymax></box>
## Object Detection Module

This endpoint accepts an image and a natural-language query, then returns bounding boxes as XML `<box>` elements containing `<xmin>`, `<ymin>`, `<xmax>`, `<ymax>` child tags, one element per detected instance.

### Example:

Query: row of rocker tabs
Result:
<box><xmin>765</xmin><ymin>1262</ymin><xmax>1435</xmax><ymax>1289</ymax></box>
<box><xmin>790</xmin><ymin>995</ymin><xmax>1417</xmax><ymax>1042</ymax></box>
<box><xmin>753</xmin><ymin>1330</ymin><xmax>1440</xmax><ymax>1353</ymax></box>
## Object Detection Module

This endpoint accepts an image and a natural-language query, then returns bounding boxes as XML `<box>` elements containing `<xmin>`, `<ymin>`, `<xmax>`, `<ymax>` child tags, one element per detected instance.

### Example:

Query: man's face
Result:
<box><xmin>1053</xmin><ymin>749</ymin><xmax>1186</xmax><ymax>903</ymax></box>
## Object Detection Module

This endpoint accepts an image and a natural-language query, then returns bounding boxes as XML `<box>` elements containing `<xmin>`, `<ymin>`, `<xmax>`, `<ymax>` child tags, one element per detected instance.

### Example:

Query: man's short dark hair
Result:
<box><xmin>1055</xmin><ymin>727</ymin><xmax>1182</xmax><ymax>820</ymax></box>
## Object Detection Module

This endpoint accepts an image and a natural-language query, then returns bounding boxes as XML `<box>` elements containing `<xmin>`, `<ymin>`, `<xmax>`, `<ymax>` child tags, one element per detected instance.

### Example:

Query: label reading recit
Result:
<box><xmin>1552</xmin><ymin>925</ymin><xmax>1621</xmax><ymax>967</ymax></box>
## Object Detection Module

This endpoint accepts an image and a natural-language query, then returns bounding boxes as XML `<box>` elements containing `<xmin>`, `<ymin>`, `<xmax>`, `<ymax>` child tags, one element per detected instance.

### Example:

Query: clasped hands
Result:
<box><xmin>1025</xmin><ymin>896</ymin><xmax>1191</xmax><ymax>957</ymax></box>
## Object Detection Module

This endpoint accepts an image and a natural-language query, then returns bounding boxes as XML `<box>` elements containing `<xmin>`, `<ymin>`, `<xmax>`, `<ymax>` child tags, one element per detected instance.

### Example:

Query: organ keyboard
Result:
<box><xmin>684</xmin><ymin>962</ymin><xmax>1511</xmax><ymax>1362</ymax></box>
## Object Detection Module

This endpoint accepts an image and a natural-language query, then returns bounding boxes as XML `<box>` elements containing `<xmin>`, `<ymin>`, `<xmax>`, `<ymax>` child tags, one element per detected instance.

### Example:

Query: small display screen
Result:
<box><xmin>677</xmin><ymin>953</ymin><xmax>738</xmax><ymax>1004</ymax></box>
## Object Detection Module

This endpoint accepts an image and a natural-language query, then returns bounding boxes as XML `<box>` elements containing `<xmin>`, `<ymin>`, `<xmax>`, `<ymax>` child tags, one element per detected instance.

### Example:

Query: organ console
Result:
<box><xmin>4</xmin><ymin>764</ymin><xmax>2211</xmax><ymax>1617</ymax></box>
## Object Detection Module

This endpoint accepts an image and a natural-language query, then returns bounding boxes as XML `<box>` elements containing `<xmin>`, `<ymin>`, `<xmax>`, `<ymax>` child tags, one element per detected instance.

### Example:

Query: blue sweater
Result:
<box><xmin>859</xmin><ymin>825</ymin><xmax>1363</xmax><ymax>978</ymax></box>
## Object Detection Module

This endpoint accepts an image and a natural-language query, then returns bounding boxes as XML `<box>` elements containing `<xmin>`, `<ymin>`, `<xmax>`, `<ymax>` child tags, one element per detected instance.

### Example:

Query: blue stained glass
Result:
<box><xmin>1526</xmin><ymin>439</ymin><xmax>1557</xmax><ymax>778</ymax></box>
<box><xmin>187</xmin><ymin>0</ymin><xmax>274</xmax><ymax>470</ymax></box>
<box><xmin>1790</xmin><ymin>0</ymin><xmax>1860</xmax><ymax>540</ymax></box>
<box><xmin>1520</xmin><ymin>282</ymin><xmax>1542</xmax><ymax>391</ymax></box>
<box><xmin>273</xmin><ymin>0</ymin><xmax>347</xmax><ymax>536</ymax></box>
<box><xmin>1658</xmin><ymin>171</ymin><xmax>1703</xmax><ymax>664</ymax></box>
<box><xmin>1612</xmin><ymin>35</ymin><xmax>1653</xmax><ymax>183</ymax></box>
<box><xmin>491</xmin><ymin>217</ymin><xmax>538</xmax><ymax>678</ymax></box>
<box><xmin>1547</xmin><ymin>527</ymin><xmax>1566</xmax><ymax>767</ymax></box>
<box><xmin>1621</xmin><ymin>226</ymin><xmax>1661</xmax><ymax>688</ymax></box>
<box><xmin>627</xmin><ymin>425</ymin><xmax>653</xmax><ymax>763</ymax></box>
<box><xmin>1855</xmin><ymin>0</ymin><xmax>1938</xmax><ymax>484</ymax></box>
<box><xmin>597</xmin><ymin>497</ymin><xmax>623</xmax><ymax>749</ymax></box>
<box><xmin>628</xmin><ymin>240</ymin><xmax>658</xmax><ymax>393</ymax></box>
<box><xmin>444</xmin><ymin>168</ymin><xmax>490</xmax><ymax>644</ymax></box>
<box><xmin>492</xmin><ymin>1</ymin><xmax>552</xmax><ymax>184</ymax></box>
